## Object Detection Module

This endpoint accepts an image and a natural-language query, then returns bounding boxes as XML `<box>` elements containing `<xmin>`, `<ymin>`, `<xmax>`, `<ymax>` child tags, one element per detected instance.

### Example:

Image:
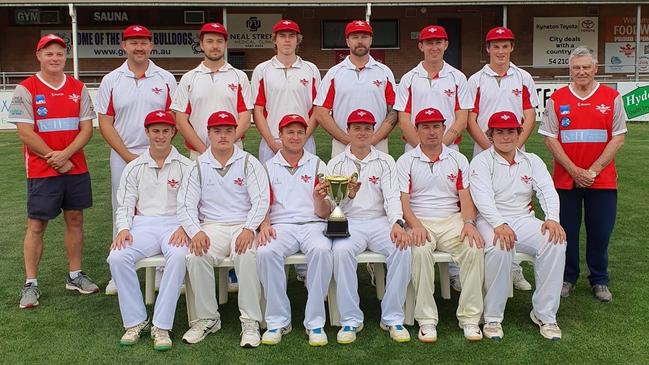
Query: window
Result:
<box><xmin>322</xmin><ymin>19</ymin><xmax>399</xmax><ymax>49</ymax></box>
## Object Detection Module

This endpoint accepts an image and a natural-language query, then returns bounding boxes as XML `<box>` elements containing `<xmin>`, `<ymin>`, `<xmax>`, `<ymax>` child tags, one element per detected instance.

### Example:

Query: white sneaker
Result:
<box><xmin>336</xmin><ymin>324</ymin><xmax>363</xmax><ymax>344</ymax></box>
<box><xmin>120</xmin><ymin>318</ymin><xmax>150</xmax><ymax>346</ymax></box>
<box><xmin>307</xmin><ymin>328</ymin><xmax>328</xmax><ymax>346</ymax></box>
<box><xmin>151</xmin><ymin>326</ymin><xmax>172</xmax><ymax>351</ymax></box>
<box><xmin>418</xmin><ymin>324</ymin><xmax>437</xmax><ymax>343</ymax></box>
<box><xmin>513</xmin><ymin>269</ymin><xmax>532</xmax><ymax>291</ymax></box>
<box><xmin>380</xmin><ymin>322</ymin><xmax>410</xmax><ymax>343</ymax></box>
<box><xmin>462</xmin><ymin>324</ymin><xmax>483</xmax><ymax>341</ymax></box>
<box><xmin>449</xmin><ymin>275</ymin><xmax>462</xmax><ymax>292</ymax></box>
<box><xmin>261</xmin><ymin>324</ymin><xmax>292</xmax><ymax>345</ymax></box>
<box><xmin>483</xmin><ymin>322</ymin><xmax>504</xmax><ymax>340</ymax></box>
<box><xmin>182</xmin><ymin>319</ymin><xmax>221</xmax><ymax>344</ymax></box>
<box><xmin>530</xmin><ymin>311</ymin><xmax>562</xmax><ymax>340</ymax></box>
<box><xmin>240</xmin><ymin>320</ymin><xmax>261</xmax><ymax>348</ymax></box>
<box><xmin>105</xmin><ymin>279</ymin><xmax>117</xmax><ymax>296</ymax></box>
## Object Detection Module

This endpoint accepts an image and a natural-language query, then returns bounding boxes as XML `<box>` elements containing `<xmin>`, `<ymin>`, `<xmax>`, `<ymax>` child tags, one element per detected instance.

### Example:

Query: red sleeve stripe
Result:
<box><xmin>269</xmin><ymin>183</ymin><xmax>275</xmax><ymax>205</ymax></box>
<box><xmin>385</xmin><ymin>80</ymin><xmax>395</xmax><ymax>105</ymax></box>
<box><xmin>456</xmin><ymin>169</ymin><xmax>463</xmax><ymax>191</ymax></box>
<box><xmin>454</xmin><ymin>85</ymin><xmax>460</xmax><ymax>111</ymax></box>
<box><xmin>473</xmin><ymin>87</ymin><xmax>480</xmax><ymax>114</ymax></box>
<box><xmin>106</xmin><ymin>90</ymin><xmax>115</xmax><ymax>116</ymax></box>
<box><xmin>165</xmin><ymin>84</ymin><xmax>172</xmax><ymax>111</ymax></box>
<box><xmin>236</xmin><ymin>84</ymin><xmax>248</xmax><ymax>113</ymax></box>
<box><xmin>311</xmin><ymin>77</ymin><xmax>317</xmax><ymax>101</ymax></box>
<box><xmin>408</xmin><ymin>174</ymin><xmax>412</xmax><ymax>194</ymax></box>
<box><xmin>254</xmin><ymin>78</ymin><xmax>266</xmax><ymax>107</ymax></box>
<box><xmin>404</xmin><ymin>86</ymin><xmax>412</xmax><ymax>114</ymax></box>
<box><xmin>522</xmin><ymin>85</ymin><xmax>533</xmax><ymax>111</ymax></box>
<box><xmin>322</xmin><ymin>79</ymin><xmax>335</xmax><ymax>110</ymax></box>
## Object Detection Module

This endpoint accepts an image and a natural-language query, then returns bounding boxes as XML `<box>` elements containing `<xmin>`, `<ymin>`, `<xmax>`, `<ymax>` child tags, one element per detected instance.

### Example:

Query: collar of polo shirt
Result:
<box><xmin>415</xmin><ymin>61</ymin><xmax>451</xmax><ymax>78</ymax></box>
<box><xmin>271</xmin><ymin>55</ymin><xmax>303</xmax><ymax>69</ymax></box>
<box><xmin>198</xmin><ymin>61</ymin><xmax>233</xmax><ymax>74</ymax></box>
<box><xmin>142</xmin><ymin>146</ymin><xmax>181</xmax><ymax>168</ymax></box>
<box><xmin>484</xmin><ymin>62</ymin><xmax>516</xmax><ymax>77</ymax></box>
<box><xmin>276</xmin><ymin>149</ymin><xmax>313</xmax><ymax>168</ymax></box>
<box><xmin>413</xmin><ymin>144</ymin><xmax>451</xmax><ymax>162</ymax></box>
<box><xmin>344</xmin><ymin>144</ymin><xmax>381</xmax><ymax>163</ymax></box>
<box><xmin>490</xmin><ymin>146</ymin><xmax>524</xmax><ymax>165</ymax></box>
<box><xmin>118</xmin><ymin>59</ymin><xmax>158</xmax><ymax>78</ymax></box>
<box><xmin>206</xmin><ymin>144</ymin><xmax>245</xmax><ymax>169</ymax></box>
<box><xmin>342</xmin><ymin>55</ymin><xmax>380</xmax><ymax>70</ymax></box>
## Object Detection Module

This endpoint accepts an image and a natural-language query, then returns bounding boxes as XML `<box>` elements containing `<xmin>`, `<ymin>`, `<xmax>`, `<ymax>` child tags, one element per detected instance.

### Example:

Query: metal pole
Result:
<box><xmin>503</xmin><ymin>5</ymin><xmax>508</xmax><ymax>27</ymax></box>
<box><xmin>635</xmin><ymin>4</ymin><xmax>641</xmax><ymax>82</ymax></box>
<box><xmin>223</xmin><ymin>7</ymin><xmax>228</xmax><ymax>63</ymax></box>
<box><xmin>68</xmin><ymin>3</ymin><xmax>78</xmax><ymax>79</ymax></box>
<box><xmin>366</xmin><ymin>3</ymin><xmax>372</xmax><ymax>23</ymax></box>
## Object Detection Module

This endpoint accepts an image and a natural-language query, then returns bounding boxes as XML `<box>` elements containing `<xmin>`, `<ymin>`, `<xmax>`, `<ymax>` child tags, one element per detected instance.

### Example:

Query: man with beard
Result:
<box><xmin>172</xmin><ymin>22</ymin><xmax>252</xmax><ymax>159</ymax></box>
<box><xmin>314</xmin><ymin>20</ymin><xmax>397</xmax><ymax>157</ymax></box>
<box><xmin>97</xmin><ymin>25</ymin><xmax>177</xmax><ymax>295</ymax></box>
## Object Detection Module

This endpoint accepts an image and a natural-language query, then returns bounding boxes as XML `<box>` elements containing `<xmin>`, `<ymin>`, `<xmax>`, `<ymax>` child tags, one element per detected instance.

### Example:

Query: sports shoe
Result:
<box><xmin>105</xmin><ymin>278</ymin><xmax>118</xmax><ymax>296</ymax></box>
<box><xmin>228</xmin><ymin>270</ymin><xmax>239</xmax><ymax>293</ymax></box>
<box><xmin>380</xmin><ymin>322</ymin><xmax>411</xmax><ymax>343</ymax></box>
<box><xmin>462</xmin><ymin>324</ymin><xmax>483</xmax><ymax>341</ymax></box>
<box><xmin>560</xmin><ymin>281</ymin><xmax>575</xmax><ymax>298</ymax></box>
<box><xmin>483</xmin><ymin>322</ymin><xmax>504</xmax><ymax>340</ymax></box>
<box><xmin>530</xmin><ymin>311</ymin><xmax>562</xmax><ymax>340</ymax></box>
<box><xmin>513</xmin><ymin>269</ymin><xmax>532</xmax><ymax>291</ymax></box>
<box><xmin>151</xmin><ymin>326</ymin><xmax>172</xmax><ymax>351</ymax></box>
<box><xmin>337</xmin><ymin>324</ymin><xmax>363</xmax><ymax>344</ymax></box>
<box><xmin>19</xmin><ymin>283</ymin><xmax>41</xmax><ymax>309</ymax></box>
<box><xmin>120</xmin><ymin>318</ymin><xmax>150</xmax><ymax>346</ymax></box>
<box><xmin>418</xmin><ymin>324</ymin><xmax>437</xmax><ymax>343</ymax></box>
<box><xmin>592</xmin><ymin>284</ymin><xmax>612</xmax><ymax>302</ymax></box>
<box><xmin>450</xmin><ymin>275</ymin><xmax>462</xmax><ymax>292</ymax></box>
<box><xmin>240</xmin><ymin>320</ymin><xmax>261</xmax><ymax>348</ymax></box>
<box><xmin>296</xmin><ymin>274</ymin><xmax>307</xmax><ymax>287</ymax></box>
<box><xmin>261</xmin><ymin>324</ymin><xmax>292</xmax><ymax>345</ymax></box>
<box><xmin>307</xmin><ymin>328</ymin><xmax>328</xmax><ymax>346</ymax></box>
<box><xmin>66</xmin><ymin>272</ymin><xmax>99</xmax><ymax>294</ymax></box>
<box><xmin>182</xmin><ymin>318</ymin><xmax>221</xmax><ymax>344</ymax></box>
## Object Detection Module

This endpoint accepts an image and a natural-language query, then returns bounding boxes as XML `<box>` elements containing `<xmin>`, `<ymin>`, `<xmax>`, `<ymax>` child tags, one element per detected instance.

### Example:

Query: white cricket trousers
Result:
<box><xmin>479</xmin><ymin>214</ymin><xmax>566</xmax><ymax>324</ymax></box>
<box><xmin>185</xmin><ymin>222</ymin><xmax>263</xmax><ymax>323</ymax></box>
<box><xmin>257</xmin><ymin>223</ymin><xmax>333</xmax><ymax>330</ymax></box>
<box><xmin>110</xmin><ymin>148</ymin><xmax>147</xmax><ymax>238</ymax></box>
<box><xmin>333</xmin><ymin>217</ymin><xmax>411</xmax><ymax>327</ymax></box>
<box><xmin>411</xmin><ymin>214</ymin><xmax>484</xmax><ymax>326</ymax></box>
<box><xmin>107</xmin><ymin>216</ymin><xmax>187</xmax><ymax>330</ymax></box>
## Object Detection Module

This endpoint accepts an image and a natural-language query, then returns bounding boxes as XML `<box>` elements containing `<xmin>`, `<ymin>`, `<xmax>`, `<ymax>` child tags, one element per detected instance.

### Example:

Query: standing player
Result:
<box><xmin>251</xmin><ymin>19</ymin><xmax>321</xmax><ymax>163</ymax></box>
<box><xmin>314</xmin><ymin>20</ymin><xmax>398</xmax><ymax>157</ymax></box>
<box><xmin>10</xmin><ymin>34</ymin><xmax>98</xmax><ymax>308</ymax></box>
<box><xmin>172</xmin><ymin>22</ymin><xmax>252</xmax><ymax>159</ymax></box>
<box><xmin>395</xmin><ymin>25</ymin><xmax>472</xmax><ymax>152</ymax></box>
<box><xmin>396</xmin><ymin>107</ymin><xmax>484</xmax><ymax>343</ymax></box>
<box><xmin>178</xmin><ymin>111</ymin><xmax>269</xmax><ymax>347</ymax></box>
<box><xmin>539</xmin><ymin>46</ymin><xmax>626</xmax><ymax>302</ymax></box>
<box><xmin>107</xmin><ymin>110</ymin><xmax>192</xmax><ymax>351</ymax></box>
<box><xmin>465</xmin><ymin>26</ymin><xmax>538</xmax><ymax>292</ymax></box>
<box><xmin>327</xmin><ymin>109</ymin><xmax>411</xmax><ymax>344</ymax></box>
<box><xmin>256</xmin><ymin>114</ymin><xmax>332</xmax><ymax>346</ymax></box>
<box><xmin>470</xmin><ymin>111</ymin><xmax>566</xmax><ymax>340</ymax></box>
<box><xmin>97</xmin><ymin>25</ymin><xmax>177</xmax><ymax>295</ymax></box>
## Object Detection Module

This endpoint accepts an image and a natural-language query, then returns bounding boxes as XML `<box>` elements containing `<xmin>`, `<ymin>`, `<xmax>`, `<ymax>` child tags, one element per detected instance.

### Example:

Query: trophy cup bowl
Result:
<box><xmin>320</xmin><ymin>173</ymin><xmax>358</xmax><ymax>238</ymax></box>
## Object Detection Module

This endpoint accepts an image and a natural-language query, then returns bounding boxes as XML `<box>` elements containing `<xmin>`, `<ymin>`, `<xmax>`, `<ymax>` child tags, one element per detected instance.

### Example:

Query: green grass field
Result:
<box><xmin>1</xmin><ymin>125</ymin><xmax>648</xmax><ymax>364</ymax></box>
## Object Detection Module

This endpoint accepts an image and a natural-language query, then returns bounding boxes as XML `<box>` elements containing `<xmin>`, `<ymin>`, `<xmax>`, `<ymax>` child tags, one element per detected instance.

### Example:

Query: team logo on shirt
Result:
<box><xmin>444</xmin><ymin>89</ymin><xmax>455</xmax><ymax>97</ymax></box>
<box><xmin>35</xmin><ymin>94</ymin><xmax>46</xmax><ymax>105</ymax></box>
<box><xmin>511</xmin><ymin>88</ymin><xmax>522</xmax><ymax>97</ymax></box>
<box><xmin>368</xmin><ymin>175</ymin><xmax>379</xmax><ymax>184</ymax></box>
<box><xmin>300</xmin><ymin>78</ymin><xmax>309</xmax><ymax>86</ymax></box>
<box><xmin>228</xmin><ymin>83</ymin><xmax>238</xmax><ymax>92</ymax></box>
<box><xmin>520</xmin><ymin>175</ymin><xmax>532</xmax><ymax>184</ymax></box>
<box><xmin>372</xmin><ymin>80</ymin><xmax>383</xmax><ymax>88</ymax></box>
<box><xmin>447</xmin><ymin>173</ymin><xmax>457</xmax><ymax>182</ymax></box>
<box><xmin>595</xmin><ymin>104</ymin><xmax>611</xmax><ymax>114</ymax></box>
<box><xmin>37</xmin><ymin>106</ymin><xmax>48</xmax><ymax>117</ymax></box>
<box><xmin>167</xmin><ymin>179</ymin><xmax>180</xmax><ymax>188</ymax></box>
<box><xmin>234</xmin><ymin>177</ymin><xmax>244</xmax><ymax>186</ymax></box>
<box><xmin>68</xmin><ymin>93</ymin><xmax>80</xmax><ymax>103</ymax></box>
<box><xmin>561</xmin><ymin>117</ymin><xmax>571</xmax><ymax>128</ymax></box>
<box><xmin>560</xmin><ymin>105</ymin><xmax>570</xmax><ymax>115</ymax></box>
<box><xmin>152</xmin><ymin>87</ymin><xmax>162</xmax><ymax>95</ymax></box>
<box><xmin>301</xmin><ymin>174</ymin><xmax>312</xmax><ymax>183</ymax></box>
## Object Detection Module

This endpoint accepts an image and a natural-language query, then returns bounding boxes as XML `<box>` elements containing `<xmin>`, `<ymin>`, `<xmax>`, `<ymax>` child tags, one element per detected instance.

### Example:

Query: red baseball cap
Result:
<box><xmin>144</xmin><ymin>110</ymin><xmax>175</xmax><ymax>127</ymax></box>
<box><xmin>123</xmin><ymin>25</ymin><xmax>152</xmax><ymax>40</ymax></box>
<box><xmin>347</xmin><ymin>109</ymin><xmax>376</xmax><ymax>126</ymax></box>
<box><xmin>36</xmin><ymin>34</ymin><xmax>66</xmax><ymax>51</ymax></box>
<box><xmin>485</xmin><ymin>27</ymin><xmax>515</xmax><ymax>42</ymax></box>
<box><xmin>345</xmin><ymin>20</ymin><xmax>373</xmax><ymax>38</ymax></box>
<box><xmin>278</xmin><ymin>114</ymin><xmax>308</xmax><ymax>130</ymax></box>
<box><xmin>200</xmin><ymin>22</ymin><xmax>228</xmax><ymax>38</ymax></box>
<box><xmin>273</xmin><ymin>19</ymin><xmax>301</xmax><ymax>34</ymax></box>
<box><xmin>207</xmin><ymin>111</ymin><xmax>237</xmax><ymax>128</ymax></box>
<box><xmin>419</xmin><ymin>25</ymin><xmax>448</xmax><ymax>41</ymax></box>
<box><xmin>415</xmin><ymin>107</ymin><xmax>446</xmax><ymax>125</ymax></box>
<box><xmin>488</xmin><ymin>111</ymin><xmax>520</xmax><ymax>129</ymax></box>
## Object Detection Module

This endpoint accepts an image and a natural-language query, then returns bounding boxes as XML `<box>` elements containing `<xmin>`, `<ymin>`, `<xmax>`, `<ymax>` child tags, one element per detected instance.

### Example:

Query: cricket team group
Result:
<box><xmin>9</xmin><ymin>17</ymin><xmax>626</xmax><ymax>351</ymax></box>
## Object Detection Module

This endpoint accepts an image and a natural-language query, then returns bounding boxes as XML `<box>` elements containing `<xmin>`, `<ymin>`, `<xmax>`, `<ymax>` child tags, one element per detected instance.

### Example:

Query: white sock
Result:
<box><xmin>26</xmin><ymin>278</ymin><xmax>38</xmax><ymax>286</ymax></box>
<box><xmin>69</xmin><ymin>270</ymin><xmax>82</xmax><ymax>280</ymax></box>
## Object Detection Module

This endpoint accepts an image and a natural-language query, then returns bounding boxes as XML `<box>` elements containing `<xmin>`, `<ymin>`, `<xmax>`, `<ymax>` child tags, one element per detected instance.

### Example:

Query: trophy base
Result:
<box><xmin>324</xmin><ymin>220</ymin><xmax>350</xmax><ymax>238</ymax></box>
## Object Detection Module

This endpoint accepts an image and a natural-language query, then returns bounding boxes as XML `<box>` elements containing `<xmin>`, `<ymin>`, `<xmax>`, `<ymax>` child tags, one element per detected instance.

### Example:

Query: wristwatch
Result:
<box><xmin>587</xmin><ymin>169</ymin><xmax>597</xmax><ymax>178</ymax></box>
<box><xmin>396</xmin><ymin>219</ymin><xmax>406</xmax><ymax>228</ymax></box>
<box><xmin>463</xmin><ymin>219</ymin><xmax>476</xmax><ymax>226</ymax></box>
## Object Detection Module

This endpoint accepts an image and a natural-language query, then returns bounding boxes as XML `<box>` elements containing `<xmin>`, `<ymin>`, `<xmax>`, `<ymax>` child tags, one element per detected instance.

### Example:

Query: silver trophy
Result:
<box><xmin>319</xmin><ymin>172</ymin><xmax>358</xmax><ymax>238</ymax></box>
